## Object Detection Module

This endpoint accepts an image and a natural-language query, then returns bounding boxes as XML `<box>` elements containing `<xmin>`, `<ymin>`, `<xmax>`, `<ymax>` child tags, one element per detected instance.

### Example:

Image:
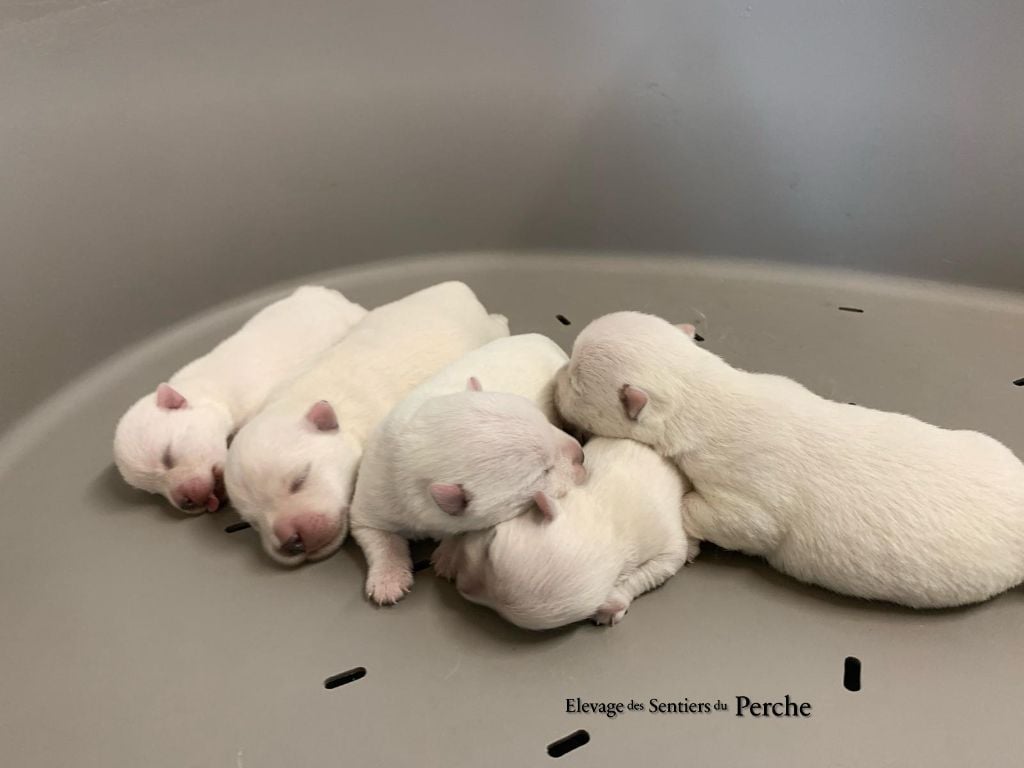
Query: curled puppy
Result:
<box><xmin>433</xmin><ymin>437</ymin><xmax>693</xmax><ymax>630</ymax></box>
<box><xmin>113</xmin><ymin>286</ymin><xmax>366</xmax><ymax>513</ymax></box>
<box><xmin>225</xmin><ymin>282</ymin><xmax>509</xmax><ymax>566</ymax></box>
<box><xmin>555</xmin><ymin>310</ymin><xmax>1024</xmax><ymax>609</ymax></box>
<box><xmin>349</xmin><ymin>334</ymin><xmax>585</xmax><ymax>604</ymax></box>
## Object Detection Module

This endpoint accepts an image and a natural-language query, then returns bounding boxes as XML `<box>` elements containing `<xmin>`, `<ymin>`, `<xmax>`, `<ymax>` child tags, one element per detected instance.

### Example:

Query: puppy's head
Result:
<box><xmin>554</xmin><ymin>311</ymin><xmax>698</xmax><ymax>444</ymax></box>
<box><xmin>405</xmin><ymin>386</ymin><xmax>586</xmax><ymax>535</ymax></box>
<box><xmin>453</xmin><ymin>497</ymin><xmax>617</xmax><ymax>631</ymax></box>
<box><xmin>225</xmin><ymin>400</ymin><xmax>356</xmax><ymax>565</ymax></box>
<box><xmin>113</xmin><ymin>384</ymin><xmax>232</xmax><ymax>513</ymax></box>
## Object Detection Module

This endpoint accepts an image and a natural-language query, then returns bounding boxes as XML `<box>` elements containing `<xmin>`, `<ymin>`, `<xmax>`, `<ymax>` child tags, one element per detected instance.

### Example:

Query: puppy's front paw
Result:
<box><xmin>366</xmin><ymin>566</ymin><xmax>413</xmax><ymax>606</ymax></box>
<box><xmin>593</xmin><ymin>594</ymin><xmax>630</xmax><ymax>626</ymax></box>
<box><xmin>686</xmin><ymin>538</ymin><xmax>701</xmax><ymax>563</ymax></box>
<box><xmin>430</xmin><ymin>539</ymin><xmax>459</xmax><ymax>580</ymax></box>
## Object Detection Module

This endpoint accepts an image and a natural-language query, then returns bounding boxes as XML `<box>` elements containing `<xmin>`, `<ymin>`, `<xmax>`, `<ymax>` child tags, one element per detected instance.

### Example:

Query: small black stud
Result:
<box><xmin>838</xmin><ymin>306</ymin><xmax>864</xmax><ymax>313</ymax></box>
<box><xmin>547</xmin><ymin>730</ymin><xmax>590</xmax><ymax>758</ymax></box>
<box><xmin>844</xmin><ymin>656</ymin><xmax>862</xmax><ymax>691</ymax></box>
<box><xmin>556</xmin><ymin>314</ymin><xmax>571</xmax><ymax>326</ymax></box>
<box><xmin>693</xmin><ymin>332</ymin><xmax>705</xmax><ymax>342</ymax></box>
<box><xmin>325</xmin><ymin>667</ymin><xmax>366</xmax><ymax>689</ymax></box>
<box><xmin>1013</xmin><ymin>378</ymin><xmax>1024</xmax><ymax>387</ymax></box>
<box><xmin>224</xmin><ymin>521</ymin><xmax>251</xmax><ymax>533</ymax></box>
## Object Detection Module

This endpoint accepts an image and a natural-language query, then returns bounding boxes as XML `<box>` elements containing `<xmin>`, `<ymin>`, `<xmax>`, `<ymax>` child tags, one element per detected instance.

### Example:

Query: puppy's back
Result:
<box><xmin>467</xmin><ymin>438</ymin><xmax>686</xmax><ymax>629</ymax></box>
<box><xmin>261</xmin><ymin>281</ymin><xmax>507</xmax><ymax>430</ymax></box>
<box><xmin>582</xmin><ymin>438</ymin><xmax>688</xmax><ymax>555</ymax></box>
<box><xmin>172</xmin><ymin>285</ymin><xmax>367</xmax><ymax>418</ymax></box>
<box><xmin>389</xmin><ymin>333</ymin><xmax>567</xmax><ymax>426</ymax></box>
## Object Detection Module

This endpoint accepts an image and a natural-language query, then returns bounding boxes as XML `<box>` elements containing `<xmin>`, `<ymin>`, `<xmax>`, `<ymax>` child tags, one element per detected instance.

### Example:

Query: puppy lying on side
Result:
<box><xmin>225</xmin><ymin>282</ymin><xmax>509</xmax><ymax>566</ymax></box>
<box><xmin>113</xmin><ymin>286</ymin><xmax>366</xmax><ymax>513</ymax></box>
<box><xmin>554</xmin><ymin>311</ymin><xmax>1024</xmax><ymax>609</ymax></box>
<box><xmin>349</xmin><ymin>334</ymin><xmax>586</xmax><ymax>604</ymax></box>
<box><xmin>433</xmin><ymin>437</ymin><xmax>693</xmax><ymax>630</ymax></box>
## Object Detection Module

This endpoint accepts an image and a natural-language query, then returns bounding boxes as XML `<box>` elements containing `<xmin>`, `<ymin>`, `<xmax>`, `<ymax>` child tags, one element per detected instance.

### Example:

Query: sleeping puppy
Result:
<box><xmin>554</xmin><ymin>310</ymin><xmax>1024</xmax><ymax>609</ymax></box>
<box><xmin>113</xmin><ymin>285</ymin><xmax>366</xmax><ymax>513</ymax></box>
<box><xmin>433</xmin><ymin>437</ymin><xmax>693</xmax><ymax>630</ymax></box>
<box><xmin>348</xmin><ymin>334</ymin><xmax>585</xmax><ymax>604</ymax></box>
<box><xmin>224</xmin><ymin>282</ymin><xmax>509</xmax><ymax>566</ymax></box>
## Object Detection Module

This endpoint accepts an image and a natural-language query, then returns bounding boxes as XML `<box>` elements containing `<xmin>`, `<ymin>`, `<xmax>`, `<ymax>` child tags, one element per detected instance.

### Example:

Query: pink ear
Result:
<box><xmin>466</xmin><ymin>376</ymin><xmax>482</xmax><ymax>392</ymax></box>
<box><xmin>619</xmin><ymin>385</ymin><xmax>649</xmax><ymax>421</ymax></box>
<box><xmin>305</xmin><ymin>400</ymin><xmax>339</xmax><ymax>432</ymax></box>
<box><xmin>676</xmin><ymin>323</ymin><xmax>697</xmax><ymax>338</ymax></box>
<box><xmin>430</xmin><ymin>483</ymin><xmax>468</xmax><ymax>516</ymax></box>
<box><xmin>156</xmin><ymin>383</ymin><xmax>187</xmax><ymax>410</ymax></box>
<box><xmin>533</xmin><ymin>491</ymin><xmax>558</xmax><ymax>521</ymax></box>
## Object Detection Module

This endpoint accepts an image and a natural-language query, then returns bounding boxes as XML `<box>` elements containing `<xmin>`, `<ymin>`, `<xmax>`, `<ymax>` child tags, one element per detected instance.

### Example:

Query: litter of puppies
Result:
<box><xmin>114</xmin><ymin>283</ymin><xmax>1024</xmax><ymax>628</ymax></box>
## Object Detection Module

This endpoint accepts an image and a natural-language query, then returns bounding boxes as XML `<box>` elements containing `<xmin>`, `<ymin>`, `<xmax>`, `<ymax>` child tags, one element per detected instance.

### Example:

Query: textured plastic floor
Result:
<box><xmin>2</xmin><ymin>253</ymin><xmax>1022</xmax><ymax>767</ymax></box>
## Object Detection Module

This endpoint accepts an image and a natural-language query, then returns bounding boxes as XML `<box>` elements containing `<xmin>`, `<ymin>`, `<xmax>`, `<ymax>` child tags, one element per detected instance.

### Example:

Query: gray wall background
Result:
<box><xmin>2</xmin><ymin>0</ymin><xmax>1022</xmax><ymax>430</ymax></box>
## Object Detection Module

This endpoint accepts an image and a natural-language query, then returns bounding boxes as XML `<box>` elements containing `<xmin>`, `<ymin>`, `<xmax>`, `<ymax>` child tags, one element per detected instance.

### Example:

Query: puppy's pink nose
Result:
<box><xmin>563</xmin><ymin>439</ymin><xmax>587</xmax><ymax>484</ymax></box>
<box><xmin>273</xmin><ymin>513</ymin><xmax>337</xmax><ymax>557</ymax></box>
<box><xmin>175</xmin><ymin>477</ymin><xmax>217</xmax><ymax>512</ymax></box>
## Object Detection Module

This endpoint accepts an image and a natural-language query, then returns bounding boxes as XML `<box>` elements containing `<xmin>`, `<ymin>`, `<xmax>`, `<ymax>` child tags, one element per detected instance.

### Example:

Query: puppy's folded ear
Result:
<box><xmin>156</xmin><ymin>383</ymin><xmax>187</xmax><ymax>410</ymax></box>
<box><xmin>430</xmin><ymin>482</ymin><xmax>468</xmax><ymax>515</ymax></box>
<box><xmin>466</xmin><ymin>376</ymin><xmax>482</xmax><ymax>392</ymax></box>
<box><xmin>619</xmin><ymin>384</ymin><xmax>649</xmax><ymax>421</ymax></box>
<box><xmin>305</xmin><ymin>400</ymin><xmax>339</xmax><ymax>432</ymax></box>
<box><xmin>676</xmin><ymin>323</ymin><xmax>697</xmax><ymax>338</ymax></box>
<box><xmin>533</xmin><ymin>491</ymin><xmax>559</xmax><ymax>522</ymax></box>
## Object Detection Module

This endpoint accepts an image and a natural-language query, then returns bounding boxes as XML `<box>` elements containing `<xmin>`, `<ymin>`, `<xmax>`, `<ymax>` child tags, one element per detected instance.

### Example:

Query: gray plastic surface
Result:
<box><xmin>3</xmin><ymin>1</ymin><xmax>1024</xmax><ymax>430</ymax></box>
<box><xmin>1</xmin><ymin>253</ymin><xmax>1022</xmax><ymax>767</ymax></box>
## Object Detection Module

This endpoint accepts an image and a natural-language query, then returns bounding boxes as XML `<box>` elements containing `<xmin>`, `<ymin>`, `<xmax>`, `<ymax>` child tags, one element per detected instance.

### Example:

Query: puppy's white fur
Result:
<box><xmin>555</xmin><ymin>311</ymin><xmax>1024</xmax><ymax>609</ymax></box>
<box><xmin>113</xmin><ymin>286</ymin><xmax>366</xmax><ymax>512</ymax></box>
<box><xmin>434</xmin><ymin>437</ymin><xmax>693</xmax><ymax>630</ymax></box>
<box><xmin>349</xmin><ymin>334</ymin><xmax>584</xmax><ymax>604</ymax></box>
<box><xmin>225</xmin><ymin>282</ymin><xmax>509</xmax><ymax>566</ymax></box>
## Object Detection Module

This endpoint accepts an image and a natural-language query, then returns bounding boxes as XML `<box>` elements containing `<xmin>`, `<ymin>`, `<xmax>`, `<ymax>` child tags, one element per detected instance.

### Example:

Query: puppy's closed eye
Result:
<box><xmin>161</xmin><ymin>446</ymin><xmax>175</xmax><ymax>470</ymax></box>
<box><xmin>289</xmin><ymin>463</ymin><xmax>312</xmax><ymax>494</ymax></box>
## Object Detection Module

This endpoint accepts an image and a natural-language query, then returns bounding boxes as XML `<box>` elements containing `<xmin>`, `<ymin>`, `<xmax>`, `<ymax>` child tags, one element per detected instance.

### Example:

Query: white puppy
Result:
<box><xmin>225</xmin><ymin>282</ymin><xmax>509</xmax><ymax>566</ymax></box>
<box><xmin>113</xmin><ymin>286</ymin><xmax>366</xmax><ymax>513</ymax></box>
<box><xmin>349</xmin><ymin>334</ymin><xmax>586</xmax><ymax>604</ymax></box>
<box><xmin>433</xmin><ymin>437</ymin><xmax>693</xmax><ymax>630</ymax></box>
<box><xmin>554</xmin><ymin>311</ymin><xmax>1024</xmax><ymax>609</ymax></box>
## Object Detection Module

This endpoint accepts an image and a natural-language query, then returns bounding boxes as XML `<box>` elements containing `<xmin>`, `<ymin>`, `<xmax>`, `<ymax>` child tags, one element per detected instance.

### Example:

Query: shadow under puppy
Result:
<box><xmin>349</xmin><ymin>334</ymin><xmax>586</xmax><ymax>604</ymax></box>
<box><xmin>554</xmin><ymin>311</ymin><xmax>1024</xmax><ymax>609</ymax></box>
<box><xmin>113</xmin><ymin>285</ymin><xmax>366</xmax><ymax>514</ymax></box>
<box><xmin>435</xmin><ymin>437</ymin><xmax>695</xmax><ymax>630</ymax></box>
<box><xmin>225</xmin><ymin>282</ymin><xmax>509</xmax><ymax>565</ymax></box>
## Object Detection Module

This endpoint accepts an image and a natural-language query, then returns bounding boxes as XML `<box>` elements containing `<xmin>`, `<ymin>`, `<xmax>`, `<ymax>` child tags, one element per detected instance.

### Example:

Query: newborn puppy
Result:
<box><xmin>225</xmin><ymin>282</ymin><xmax>509</xmax><ymax>566</ymax></box>
<box><xmin>555</xmin><ymin>311</ymin><xmax>1024</xmax><ymax>609</ymax></box>
<box><xmin>433</xmin><ymin>437</ymin><xmax>693</xmax><ymax>630</ymax></box>
<box><xmin>113</xmin><ymin>286</ymin><xmax>366</xmax><ymax>513</ymax></box>
<box><xmin>349</xmin><ymin>334</ymin><xmax>585</xmax><ymax>604</ymax></box>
